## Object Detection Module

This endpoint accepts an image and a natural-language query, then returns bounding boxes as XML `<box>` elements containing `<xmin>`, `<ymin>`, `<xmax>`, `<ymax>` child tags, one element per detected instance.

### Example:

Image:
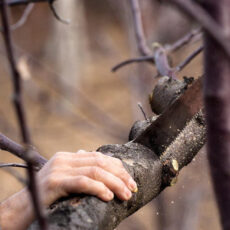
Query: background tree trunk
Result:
<box><xmin>203</xmin><ymin>0</ymin><xmax>230</xmax><ymax>229</ymax></box>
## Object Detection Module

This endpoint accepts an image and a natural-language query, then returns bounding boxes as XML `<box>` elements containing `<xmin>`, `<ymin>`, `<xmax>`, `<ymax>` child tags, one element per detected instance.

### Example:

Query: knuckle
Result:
<box><xmin>96</xmin><ymin>155</ymin><xmax>106</xmax><ymax>168</ymax></box>
<box><xmin>47</xmin><ymin>174</ymin><xmax>60</xmax><ymax>190</ymax></box>
<box><xmin>114</xmin><ymin>158</ymin><xmax>123</xmax><ymax>167</ymax></box>
<box><xmin>97</xmin><ymin>181</ymin><xmax>107</xmax><ymax>193</ymax></box>
<box><xmin>76</xmin><ymin>176</ymin><xmax>89</xmax><ymax>189</ymax></box>
<box><xmin>91</xmin><ymin>166</ymin><xmax>102</xmax><ymax>179</ymax></box>
<box><xmin>51</xmin><ymin>155</ymin><xmax>64</xmax><ymax>167</ymax></box>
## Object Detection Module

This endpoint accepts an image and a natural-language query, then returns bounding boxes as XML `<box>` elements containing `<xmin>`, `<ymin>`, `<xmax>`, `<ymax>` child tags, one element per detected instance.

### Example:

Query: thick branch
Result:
<box><xmin>30</xmin><ymin>114</ymin><xmax>205</xmax><ymax>230</ymax></box>
<box><xmin>134</xmin><ymin>77</ymin><xmax>203</xmax><ymax>154</ymax></box>
<box><xmin>30</xmin><ymin>77</ymin><xmax>205</xmax><ymax>229</ymax></box>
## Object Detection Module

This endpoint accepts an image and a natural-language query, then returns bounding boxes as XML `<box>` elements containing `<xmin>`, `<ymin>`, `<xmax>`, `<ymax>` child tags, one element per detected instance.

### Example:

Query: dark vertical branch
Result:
<box><xmin>168</xmin><ymin>0</ymin><xmax>230</xmax><ymax>58</ymax></box>
<box><xmin>203</xmin><ymin>0</ymin><xmax>230</xmax><ymax>229</ymax></box>
<box><xmin>0</xmin><ymin>1</ymin><xmax>29</xmax><ymax>143</ymax></box>
<box><xmin>130</xmin><ymin>0</ymin><xmax>152</xmax><ymax>56</ymax></box>
<box><xmin>0</xmin><ymin>0</ymin><xmax>47</xmax><ymax>229</ymax></box>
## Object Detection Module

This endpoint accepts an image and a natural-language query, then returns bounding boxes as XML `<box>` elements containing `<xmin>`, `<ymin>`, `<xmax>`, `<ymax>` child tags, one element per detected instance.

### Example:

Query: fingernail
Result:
<box><xmin>133</xmin><ymin>186</ymin><xmax>138</xmax><ymax>193</ymax></box>
<box><xmin>124</xmin><ymin>187</ymin><xmax>132</xmax><ymax>200</ymax></box>
<box><xmin>106</xmin><ymin>190</ymin><xmax>114</xmax><ymax>200</ymax></box>
<box><xmin>128</xmin><ymin>178</ymin><xmax>137</xmax><ymax>192</ymax></box>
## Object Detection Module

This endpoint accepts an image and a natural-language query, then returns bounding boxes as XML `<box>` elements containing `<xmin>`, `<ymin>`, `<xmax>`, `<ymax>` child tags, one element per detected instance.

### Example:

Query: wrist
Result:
<box><xmin>0</xmin><ymin>188</ymin><xmax>34</xmax><ymax>230</ymax></box>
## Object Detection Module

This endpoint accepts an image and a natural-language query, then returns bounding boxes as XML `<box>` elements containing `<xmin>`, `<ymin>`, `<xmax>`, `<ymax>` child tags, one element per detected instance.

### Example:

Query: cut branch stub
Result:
<box><xmin>30</xmin><ymin>75</ymin><xmax>206</xmax><ymax>229</ymax></box>
<box><xmin>134</xmin><ymin>77</ymin><xmax>203</xmax><ymax>155</ymax></box>
<box><xmin>162</xmin><ymin>159</ymin><xmax>179</xmax><ymax>187</ymax></box>
<box><xmin>30</xmin><ymin>109</ymin><xmax>206</xmax><ymax>229</ymax></box>
<box><xmin>149</xmin><ymin>76</ymin><xmax>193</xmax><ymax>115</ymax></box>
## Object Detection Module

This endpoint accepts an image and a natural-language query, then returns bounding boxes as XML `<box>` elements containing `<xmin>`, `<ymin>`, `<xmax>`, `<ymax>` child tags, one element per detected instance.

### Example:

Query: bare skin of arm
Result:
<box><xmin>0</xmin><ymin>150</ymin><xmax>137</xmax><ymax>230</ymax></box>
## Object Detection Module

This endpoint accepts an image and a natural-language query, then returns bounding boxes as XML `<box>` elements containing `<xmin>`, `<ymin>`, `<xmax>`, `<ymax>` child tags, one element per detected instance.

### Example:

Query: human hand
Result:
<box><xmin>38</xmin><ymin>150</ymin><xmax>137</xmax><ymax>207</ymax></box>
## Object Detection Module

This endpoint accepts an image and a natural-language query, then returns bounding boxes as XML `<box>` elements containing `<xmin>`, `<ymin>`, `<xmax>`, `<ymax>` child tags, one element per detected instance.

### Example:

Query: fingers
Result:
<box><xmin>57</xmin><ymin>151</ymin><xmax>137</xmax><ymax>192</ymax></box>
<box><xmin>66</xmin><ymin>167</ymin><xmax>132</xmax><ymax>201</ymax></box>
<box><xmin>62</xmin><ymin>176</ymin><xmax>114</xmax><ymax>202</ymax></box>
<box><xmin>48</xmin><ymin>151</ymin><xmax>138</xmax><ymax>202</ymax></box>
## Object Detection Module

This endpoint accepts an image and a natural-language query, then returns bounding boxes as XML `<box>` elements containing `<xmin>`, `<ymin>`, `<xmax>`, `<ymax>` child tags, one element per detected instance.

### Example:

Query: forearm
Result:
<box><xmin>0</xmin><ymin>188</ymin><xmax>35</xmax><ymax>230</ymax></box>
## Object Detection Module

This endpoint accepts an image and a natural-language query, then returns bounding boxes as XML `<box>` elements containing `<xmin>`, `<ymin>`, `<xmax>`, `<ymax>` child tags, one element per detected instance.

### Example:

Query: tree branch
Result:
<box><xmin>165</xmin><ymin>27</ymin><xmax>202</xmax><ymax>52</ymax></box>
<box><xmin>48</xmin><ymin>0</ymin><xmax>69</xmax><ymax>24</ymax></box>
<box><xmin>0</xmin><ymin>162</ymin><xmax>27</xmax><ymax>168</ymax></box>
<box><xmin>29</xmin><ymin>77</ymin><xmax>206</xmax><ymax>229</ymax></box>
<box><xmin>112</xmin><ymin>29</ymin><xmax>203</xmax><ymax>76</ymax></box>
<box><xmin>0</xmin><ymin>1</ymin><xmax>47</xmax><ymax>228</ymax></box>
<box><xmin>10</xmin><ymin>3</ymin><xmax>34</xmax><ymax>30</ymax></box>
<box><xmin>130</xmin><ymin>0</ymin><xmax>152</xmax><ymax>56</ymax></box>
<box><xmin>167</xmin><ymin>0</ymin><xmax>230</xmax><ymax>58</ymax></box>
<box><xmin>0</xmin><ymin>133</ymin><xmax>47</xmax><ymax>170</ymax></box>
<box><xmin>5</xmin><ymin>0</ymin><xmax>52</xmax><ymax>6</ymax></box>
<box><xmin>175</xmin><ymin>45</ymin><xmax>203</xmax><ymax>72</ymax></box>
<box><xmin>112</xmin><ymin>56</ymin><xmax>154</xmax><ymax>72</ymax></box>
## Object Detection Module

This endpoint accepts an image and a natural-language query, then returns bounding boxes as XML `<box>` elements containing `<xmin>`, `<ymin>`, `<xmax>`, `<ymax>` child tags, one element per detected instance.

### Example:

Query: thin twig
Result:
<box><xmin>112</xmin><ymin>56</ymin><xmax>154</xmax><ymax>72</ymax></box>
<box><xmin>168</xmin><ymin>0</ymin><xmax>230</xmax><ymax>58</ymax></box>
<box><xmin>112</xmin><ymin>26</ymin><xmax>202</xmax><ymax>74</ymax></box>
<box><xmin>175</xmin><ymin>45</ymin><xmax>204</xmax><ymax>72</ymax></box>
<box><xmin>130</xmin><ymin>0</ymin><xmax>152</xmax><ymax>56</ymax></box>
<box><xmin>5</xmin><ymin>0</ymin><xmax>52</xmax><ymax>6</ymax></box>
<box><xmin>1</xmin><ymin>3</ymin><xmax>30</xmax><ymax>144</ymax></box>
<box><xmin>0</xmin><ymin>162</ymin><xmax>28</xmax><ymax>168</ymax></box>
<box><xmin>165</xmin><ymin>27</ymin><xmax>202</xmax><ymax>52</ymax></box>
<box><xmin>113</xmin><ymin>43</ymin><xmax>203</xmax><ymax>77</ymax></box>
<box><xmin>11</xmin><ymin>3</ymin><xmax>34</xmax><ymax>30</ymax></box>
<box><xmin>0</xmin><ymin>133</ymin><xmax>47</xmax><ymax>170</ymax></box>
<box><xmin>48</xmin><ymin>0</ymin><xmax>70</xmax><ymax>24</ymax></box>
<box><xmin>0</xmin><ymin>1</ymin><xmax>47</xmax><ymax>229</ymax></box>
<box><xmin>137</xmin><ymin>102</ymin><xmax>148</xmax><ymax>120</ymax></box>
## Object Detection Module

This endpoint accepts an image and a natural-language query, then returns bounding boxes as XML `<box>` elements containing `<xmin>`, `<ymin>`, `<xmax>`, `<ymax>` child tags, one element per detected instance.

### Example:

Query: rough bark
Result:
<box><xmin>30</xmin><ymin>115</ymin><xmax>205</xmax><ymax>230</ymax></box>
<box><xmin>134</xmin><ymin>77</ymin><xmax>203</xmax><ymax>155</ymax></box>
<box><xmin>28</xmin><ymin>76</ymin><xmax>206</xmax><ymax>230</ymax></box>
<box><xmin>30</xmin><ymin>121</ymin><xmax>205</xmax><ymax>230</ymax></box>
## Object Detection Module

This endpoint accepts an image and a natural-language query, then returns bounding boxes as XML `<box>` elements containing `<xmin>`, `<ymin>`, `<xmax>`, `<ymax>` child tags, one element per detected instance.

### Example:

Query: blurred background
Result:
<box><xmin>0</xmin><ymin>0</ymin><xmax>220</xmax><ymax>229</ymax></box>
